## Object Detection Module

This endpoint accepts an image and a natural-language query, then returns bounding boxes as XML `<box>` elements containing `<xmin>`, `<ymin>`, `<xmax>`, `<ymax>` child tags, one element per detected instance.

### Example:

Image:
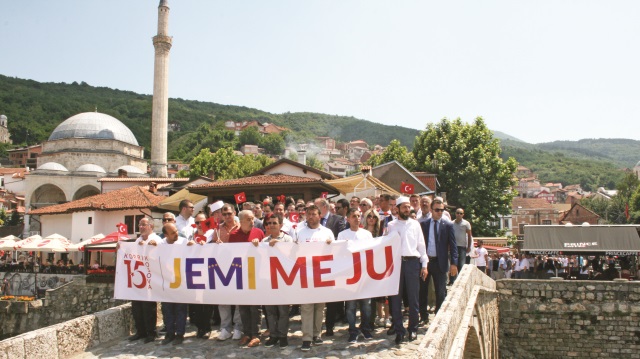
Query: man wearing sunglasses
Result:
<box><xmin>176</xmin><ymin>200</ymin><xmax>195</xmax><ymax>237</ymax></box>
<box><xmin>419</xmin><ymin>198</ymin><xmax>458</xmax><ymax>321</ymax></box>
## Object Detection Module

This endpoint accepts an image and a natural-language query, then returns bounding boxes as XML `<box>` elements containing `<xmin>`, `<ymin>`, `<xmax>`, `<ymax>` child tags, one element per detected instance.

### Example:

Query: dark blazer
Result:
<box><xmin>420</xmin><ymin>218</ymin><xmax>459</xmax><ymax>274</ymax></box>
<box><xmin>324</xmin><ymin>213</ymin><xmax>346</xmax><ymax>238</ymax></box>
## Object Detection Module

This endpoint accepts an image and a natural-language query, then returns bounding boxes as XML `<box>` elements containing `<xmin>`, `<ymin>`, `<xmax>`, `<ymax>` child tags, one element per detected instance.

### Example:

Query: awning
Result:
<box><xmin>483</xmin><ymin>245</ymin><xmax>510</xmax><ymax>254</ymax></box>
<box><xmin>157</xmin><ymin>188</ymin><xmax>207</xmax><ymax>212</ymax></box>
<box><xmin>326</xmin><ymin>174</ymin><xmax>400</xmax><ymax>197</ymax></box>
<box><xmin>523</xmin><ymin>225</ymin><xmax>640</xmax><ymax>254</ymax></box>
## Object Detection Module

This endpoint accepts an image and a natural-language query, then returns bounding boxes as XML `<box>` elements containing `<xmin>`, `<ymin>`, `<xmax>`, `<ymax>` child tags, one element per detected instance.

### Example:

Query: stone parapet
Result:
<box><xmin>498</xmin><ymin>279</ymin><xmax>640</xmax><ymax>359</ymax></box>
<box><xmin>417</xmin><ymin>265</ymin><xmax>498</xmax><ymax>358</ymax></box>
<box><xmin>0</xmin><ymin>303</ymin><xmax>132</xmax><ymax>359</ymax></box>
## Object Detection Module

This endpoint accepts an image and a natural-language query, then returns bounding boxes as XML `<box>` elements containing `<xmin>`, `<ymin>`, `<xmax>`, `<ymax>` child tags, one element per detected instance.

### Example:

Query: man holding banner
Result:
<box><xmin>129</xmin><ymin>217</ymin><xmax>161</xmax><ymax>344</ymax></box>
<box><xmin>387</xmin><ymin>196</ymin><xmax>428</xmax><ymax>345</ymax></box>
<box><xmin>295</xmin><ymin>205</ymin><xmax>335</xmax><ymax>352</ymax></box>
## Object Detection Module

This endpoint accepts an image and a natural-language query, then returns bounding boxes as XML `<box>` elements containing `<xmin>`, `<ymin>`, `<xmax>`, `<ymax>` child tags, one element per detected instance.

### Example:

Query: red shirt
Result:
<box><xmin>228</xmin><ymin>227</ymin><xmax>265</xmax><ymax>243</ymax></box>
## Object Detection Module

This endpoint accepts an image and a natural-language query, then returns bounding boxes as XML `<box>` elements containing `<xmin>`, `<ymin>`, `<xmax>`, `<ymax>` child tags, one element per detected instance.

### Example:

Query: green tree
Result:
<box><xmin>7</xmin><ymin>209</ymin><xmax>22</xmax><ymax>226</ymax></box>
<box><xmin>616</xmin><ymin>172</ymin><xmax>640</xmax><ymax>203</ymax></box>
<box><xmin>583</xmin><ymin>195</ymin><xmax>628</xmax><ymax>224</ymax></box>
<box><xmin>187</xmin><ymin>147</ymin><xmax>273</xmax><ymax>180</ymax></box>
<box><xmin>0</xmin><ymin>208</ymin><xmax>6</xmax><ymax>226</ymax></box>
<box><xmin>260</xmin><ymin>133</ymin><xmax>285</xmax><ymax>155</ymax></box>
<box><xmin>306</xmin><ymin>156</ymin><xmax>325</xmax><ymax>171</ymax></box>
<box><xmin>238</xmin><ymin>126</ymin><xmax>262</xmax><ymax>147</ymax></box>
<box><xmin>413</xmin><ymin>117</ymin><xmax>518</xmax><ymax>236</ymax></box>
<box><xmin>366</xmin><ymin>139</ymin><xmax>416</xmax><ymax>170</ymax></box>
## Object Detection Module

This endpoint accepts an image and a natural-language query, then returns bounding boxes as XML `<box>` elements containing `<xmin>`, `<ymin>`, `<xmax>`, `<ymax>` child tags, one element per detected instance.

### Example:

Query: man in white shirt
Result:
<box><xmin>337</xmin><ymin>208</ymin><xmax>374</xmax><ymax>343</ymax></box>
<box><xmin>473</xmin><ymin>240</ymin><xmax>489</xmax><ymax>275</ymax></box>
<box><xmin>175</xmin><ymin>200</ymin><xmax>195</xmax><ymax>238</ymax></box>
<box><xmin>387</xmin><ymin>196</ymin><xmax>428</xmax><ymax>345</ymax></box>
<box><xmin>273</xmin><ymin>202</ymin><xmax>293</xmax><ymax>235</ymax></box>
<box><xmin>159</xmin><ymin>223</ymin><xmax>188</xmax><ymax>345</ymax></box>
<box><xmin>417</xmin><ymin>196</ymin><xmax>432</xmax><ymax>220</ymax></box>
<box><xmin>295</xmin><ymin>205</ymin><xmax>335</xmax><ymax>352</ymax></box>
<box><xmin>129</xmin><ymin>217</ymin><xmax>162</xmax><ymax>343</ymax></box>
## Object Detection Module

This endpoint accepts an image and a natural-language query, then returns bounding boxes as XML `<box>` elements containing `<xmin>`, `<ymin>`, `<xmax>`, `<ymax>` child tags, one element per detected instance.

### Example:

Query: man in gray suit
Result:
<box><xmin>314</xmin><ymin>197</ymin><xmax>346</xmax><ymax>336</ymax></box>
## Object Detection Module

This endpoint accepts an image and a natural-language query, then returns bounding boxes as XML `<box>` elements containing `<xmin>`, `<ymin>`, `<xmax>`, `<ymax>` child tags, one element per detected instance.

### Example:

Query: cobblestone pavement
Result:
<box><xmin>70</xmin><ymin>312</ymin><xmax>432</xmax><ymax>359</ymax></box>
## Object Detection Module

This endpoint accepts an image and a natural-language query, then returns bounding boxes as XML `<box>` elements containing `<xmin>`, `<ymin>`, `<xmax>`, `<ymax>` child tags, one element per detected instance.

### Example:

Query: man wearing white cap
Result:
<box><xmin>386</xmin><ymin>196</ymin><xmax>428</xmax><ymax>345</ymax></box>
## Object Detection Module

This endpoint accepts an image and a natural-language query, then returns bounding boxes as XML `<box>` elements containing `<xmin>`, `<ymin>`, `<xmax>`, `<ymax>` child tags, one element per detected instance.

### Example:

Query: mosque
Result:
<box><xmin>23</xmin><ymin>0</ymin><xmax>173</xmax><ymax>234</ymax></box>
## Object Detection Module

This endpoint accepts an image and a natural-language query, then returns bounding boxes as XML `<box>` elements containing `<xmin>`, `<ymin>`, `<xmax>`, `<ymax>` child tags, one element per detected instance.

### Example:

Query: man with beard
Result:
<box><xmin>386</xmin><ymin>197</ymin><xmax>428</xmax><ymax>345</ymax></box>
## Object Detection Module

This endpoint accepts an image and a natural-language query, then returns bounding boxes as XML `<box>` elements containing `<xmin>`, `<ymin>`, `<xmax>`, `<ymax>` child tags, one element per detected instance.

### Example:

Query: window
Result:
<box><xmin>519</xmin><ymin>223</ymin><xmax>526</xmax><ymax>234</ymax></box>
<box><xmin>542</xmin><ymin>220</ymin><xmax>552</xmax><ymax>225</ymax></box>
<box><xmin>124</xmin><ymin>215</ymin><xmax>146</xmax><ymax>234</ymax></box>
<box><xmin>503</xmin><ymin>218</ymin><xmax>510</xmax><ymax>229</ymax></box>
<box><xmin>87</xmin><ymin>217</ymin><xmax>92</xmax><ymax>225</ymax></box>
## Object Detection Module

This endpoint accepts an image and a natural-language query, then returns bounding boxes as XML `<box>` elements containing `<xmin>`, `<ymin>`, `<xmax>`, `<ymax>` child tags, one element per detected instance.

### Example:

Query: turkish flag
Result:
<box><xmin>401</xmin><ymin>182</ymin><xmax>415</xmax><ymax>194</ymax></box>
<box><xmin>117</xmin><ymin>223</ymin><xmax>128</xmax><ymax>235</ymax></box>
<box><xmin>625</xmin><ymin>203</ymin><xmax>630</xmax><ymax>221</ymax></box>
<box><xmin>277</xmin><ymin>194</ymin><xmax>286</xmax><ymax>204</ymax></box>
<box><xmin>289</xmin><ymin>213</ymin><xmax>299</xmax><ymax>223</ymax></box>
<box><xmin>234</xmin><ymin>192</ymin><xmax>247</xmax><ymax>204</ymax></box>
<box><xmin>194</xmin><ymin>234</ymin><xmax>207</xmax><ymax>244</ymax></box>
<box><xmin>321</xmin><ymin>192</ymin><xmax>329</xmax><ymax>199</ymax></box>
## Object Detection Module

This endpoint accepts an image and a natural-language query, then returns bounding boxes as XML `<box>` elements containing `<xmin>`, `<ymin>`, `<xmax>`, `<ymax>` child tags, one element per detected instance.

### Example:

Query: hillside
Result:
<box><xmin>0</xmin><ymin>74</ymin><xmax>420</xmax><ymax>157</ymax></box>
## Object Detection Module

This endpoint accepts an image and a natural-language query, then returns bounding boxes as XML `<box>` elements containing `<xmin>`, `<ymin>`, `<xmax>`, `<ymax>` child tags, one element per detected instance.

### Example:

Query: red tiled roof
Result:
<box><xmin>29</xmin><ymin>186</ymin><xmax>167</xmax><ymax>215</ymax></box>
<box><xmin>0</xmin><ymin>168</ymin><xmax>27</xmax><ymax>175</ymax></box>
<box><xmin>512</xmin><ymin>197</ymin><xmax>553</xmax><ymax>210</ymax></box>
<box><xmin>189</xmin><ymin>174</ymin><xmax>321</xmax><ymax>189</ymax></box>
<box><xmin>97</xmin><ymin>177</ymin><xmax>189</xmax><ymax>182</ymax></box>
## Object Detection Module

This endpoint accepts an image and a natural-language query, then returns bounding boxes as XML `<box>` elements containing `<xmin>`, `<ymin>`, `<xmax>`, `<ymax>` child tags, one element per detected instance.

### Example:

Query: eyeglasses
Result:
<box><xmin>162</xmin><ymin>218</ymin><xmax>174</xmax><ymax>222</ymax></box>
<box><xmin>456</xmin><ymin>212</ymin><xmax>464</xmax><ymax>215</ymax></box>
<box><xmin>265</xmin><ymin>221</ymin><xmax>279</xmax><ymax>225</ymax></box>
<box><xmin>367</xmin><ymin>215</ymin><xmax>377</xmax><ymax>219</ymax></box>
<box><xmin>195</xmin><ymin>221</ymin><xmax>202</xmax><ymax>225</ymax></box>
<box><xmin>222</xmin><ymin>212</ymin><xmax>233</xmax><ymax>216</ymax></box>
<box><xmin>433</xmin><ymin>208</ymin><xmax>445</xmax><ymax>213</ymax></box>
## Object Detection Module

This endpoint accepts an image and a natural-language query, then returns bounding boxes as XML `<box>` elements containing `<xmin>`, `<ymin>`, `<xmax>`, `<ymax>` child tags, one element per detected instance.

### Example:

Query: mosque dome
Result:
<box><xmin>49</xmin><ymin>112</ymin><xmax>139</xmax><ymax>146</ymax></box>
<box><xmin>38</xmin><ymin>162</ymin><xmax>69</xmax><ymax>172</ymax></box>
<box><xmin>76</xmin><ymin>164</ymin><xmax>107</xmax><ymax>173</ymax></box>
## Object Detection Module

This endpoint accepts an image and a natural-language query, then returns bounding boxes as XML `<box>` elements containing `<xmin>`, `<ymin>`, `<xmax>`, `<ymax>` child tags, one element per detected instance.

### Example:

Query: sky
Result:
<box><xmin>1</xmin><ymin>1</ymin><xmax>639</xmax><ymax>144</ymax></box>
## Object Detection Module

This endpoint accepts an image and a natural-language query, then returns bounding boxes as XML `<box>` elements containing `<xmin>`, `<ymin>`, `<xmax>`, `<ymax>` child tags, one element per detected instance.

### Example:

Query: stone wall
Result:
<box><xmin>0</xmin><ymin>275</ymin><xmax>127</xmax><ymax>339</ymax></box>
<box><xmin>0</xmin><ymin>303</ymin><xmax>133</xmax><ymax>359</ymax></box>
<box><xmin>417</xmin><ymin>265</ymin><xmax>498</xmax><ymax>358</ymax></box>
<box><xmin>498</xmin><ymin>279</ymin><xmax>640</xmax><ymax>359</ymax></box>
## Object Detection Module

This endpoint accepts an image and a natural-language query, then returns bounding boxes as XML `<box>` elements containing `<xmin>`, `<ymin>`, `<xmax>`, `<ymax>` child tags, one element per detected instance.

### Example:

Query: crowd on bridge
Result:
<box><xmin>124</xmin><ymin>192</ymin><xmax>478</xmax><ymax>352</ymax></box>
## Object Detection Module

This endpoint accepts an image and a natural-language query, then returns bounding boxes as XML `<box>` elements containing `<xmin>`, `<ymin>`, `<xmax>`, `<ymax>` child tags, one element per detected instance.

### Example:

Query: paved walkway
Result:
<box><xmin>70</xmin><ymin>311</ymin><xmax>432</xmax><ymax>359</ymax></box>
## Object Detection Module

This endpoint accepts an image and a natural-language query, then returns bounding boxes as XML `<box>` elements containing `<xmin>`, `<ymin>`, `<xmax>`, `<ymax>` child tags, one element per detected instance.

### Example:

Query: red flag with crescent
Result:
<box><xmin>234</xmin><ymin>192</ymin><xmax>247</xmax><ymax>204</ymax></box>
<box><xmin>117</xmin><ymin>223</ymin><xmax>128</xmax><ymax>235</ymax></box>
<box><xmin>277</xmin><ymin>194</ymin><xmax>286</xmax><ymax>204</ymax></box>
<box><xmin>194</xmin><ymin>234</ymin><xmax>207</xmax><ymax>244</ymax></box>
<box><xmin>401</xmin><ymin>182</ymin><xmax>414</xmax><ymax>194</ymax></box>
<box><xmin>289</xmin><ymin>213</ymin><xmax>299</xmax><ymax>223</ymax></box>
<box><xmin>321</xmin><ymin>192</ymin><xmax>329</xmax><ymax>199</ymax></box>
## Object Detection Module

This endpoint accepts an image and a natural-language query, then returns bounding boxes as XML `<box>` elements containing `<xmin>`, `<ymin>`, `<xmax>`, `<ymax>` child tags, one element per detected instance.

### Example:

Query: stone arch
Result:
<box><xmin>32</xmin><ymin>184</ymin><xmax>67</xmax><ymax>208</ymax></box>
<box><xmin>73</xmin><ymin>185</ymin><xmax>100</xmax><ymax>201</ymax></box>
<box><xmin>464</xmin><ymin>326</ymin><xmax>483</xmax><ymax>359</ymax></box>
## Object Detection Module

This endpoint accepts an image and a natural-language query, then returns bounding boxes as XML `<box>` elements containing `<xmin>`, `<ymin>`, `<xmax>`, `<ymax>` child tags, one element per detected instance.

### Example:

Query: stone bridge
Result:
<box><xmin>417</xmin><ymin>265</ymin><xmax>498</xmax><ymax>359</ymax></box>
<box><xmin>0</xmin><ymin>265</ymin><xmax>501</xmax><ymax>358</ymax></box>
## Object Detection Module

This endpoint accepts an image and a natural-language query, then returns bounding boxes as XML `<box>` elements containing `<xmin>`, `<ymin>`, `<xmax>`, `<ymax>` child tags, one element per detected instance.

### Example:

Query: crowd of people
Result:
<box><xmin>485</xmin><ymin>252</ymin><xmax>637</xmax><ymax>281</ymax></box>
<box><xmin>125</xmin><ymin>193</ymin><xmax>477</xmax><ymax>351</ymax></box>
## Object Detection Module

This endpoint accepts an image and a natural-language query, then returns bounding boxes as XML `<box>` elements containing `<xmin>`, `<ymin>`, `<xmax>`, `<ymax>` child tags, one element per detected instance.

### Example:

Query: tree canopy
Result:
<box><xmin>181</xmin><ymin>147</ymin><xmax>273</xmax><ymax>180</ymax></box>
<box><xmin>366</xmin><ymin>139</ymin><xmax>416</xmax><ymax>170</ymax></box>
<box><xmin>413</xmin><ymin>117</ymin><xmax>518</xmax><ymax>236</ymax></box>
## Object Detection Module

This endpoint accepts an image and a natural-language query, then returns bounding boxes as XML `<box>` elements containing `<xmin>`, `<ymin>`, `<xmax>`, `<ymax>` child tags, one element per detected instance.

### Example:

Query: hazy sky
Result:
<box><xmin>2</xmin><ymin>1</ymin><xmax>639</xmax><ymax>144</ymax></box>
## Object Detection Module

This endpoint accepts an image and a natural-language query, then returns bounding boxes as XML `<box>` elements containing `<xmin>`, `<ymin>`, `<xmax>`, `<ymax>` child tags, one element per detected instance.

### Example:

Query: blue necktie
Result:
<box><xmin>321</xmin><ymin>217</ymin><xmax>326</xmax><ymax>226</ymax></box>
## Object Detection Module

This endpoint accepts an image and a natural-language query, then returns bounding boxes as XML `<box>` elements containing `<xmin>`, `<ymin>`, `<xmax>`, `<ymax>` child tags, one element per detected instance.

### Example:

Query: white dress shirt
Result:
<box><xmin>386</xmin><ymin>218</ymin><xmax>428</xmax><ymax>268</ymax></box>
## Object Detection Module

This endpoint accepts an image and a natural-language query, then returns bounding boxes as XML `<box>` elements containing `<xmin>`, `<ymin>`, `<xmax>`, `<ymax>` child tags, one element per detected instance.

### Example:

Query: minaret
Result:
<box><xmin>150</xmin><ymin>0</ymin><xmax>172</xmax><ymax>177</ymax></box>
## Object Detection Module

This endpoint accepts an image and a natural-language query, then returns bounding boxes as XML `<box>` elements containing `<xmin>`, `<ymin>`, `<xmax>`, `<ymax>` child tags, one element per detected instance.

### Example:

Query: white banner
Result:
<box><xmin>114</xmin><ymin>233</ymin><xmax>401</xmax><ymax>305</ymax></box>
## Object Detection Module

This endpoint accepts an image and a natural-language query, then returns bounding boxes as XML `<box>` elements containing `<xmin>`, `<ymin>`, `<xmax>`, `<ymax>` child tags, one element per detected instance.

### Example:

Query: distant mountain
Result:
<box><xmin>492</xmin><ymin>131</ymin><xmax>525</xmax><ymax>143</ymax></box>
<box><xmin>0</xmin><ymin>74</ymin><xmax>420</xmax><ymax>156</ymax></box>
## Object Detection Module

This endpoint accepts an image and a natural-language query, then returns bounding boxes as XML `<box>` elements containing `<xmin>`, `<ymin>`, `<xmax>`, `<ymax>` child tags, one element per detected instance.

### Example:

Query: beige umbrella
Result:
<box><xmin>13</xmin><ymin>234</ymin><xmax>42</xmax><ymax>250</ymax></box>
<box><xmin>0</xmin><ymin>237</ymin><xmax>18</xmax><ymax>250</ymax></box>
<box><xmin>20</xmin><ymin>234</ymin><xmax>75</xmax><ymax>252</ymax></box>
